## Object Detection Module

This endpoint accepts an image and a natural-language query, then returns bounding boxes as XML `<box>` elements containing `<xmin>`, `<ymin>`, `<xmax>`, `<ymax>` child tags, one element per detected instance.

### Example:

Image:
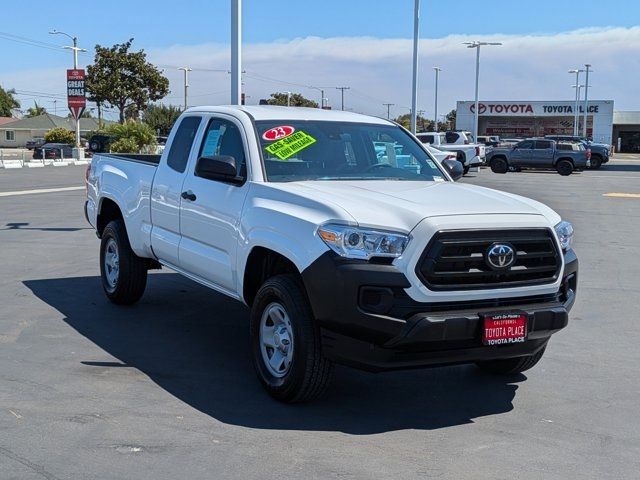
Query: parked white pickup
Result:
<box><xmin>416</xmin><ymin>131</ymin><xmax>486</xmax><ymax>173</ymax></box>
<box><xmin>85</xmin><ymin>106</ymin><xmax>577</xmax><ymax>403</ymax></box>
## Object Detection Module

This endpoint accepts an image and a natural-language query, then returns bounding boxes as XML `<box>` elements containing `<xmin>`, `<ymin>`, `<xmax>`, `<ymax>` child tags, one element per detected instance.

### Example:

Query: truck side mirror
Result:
<box><xmin>442</xmin><ymin>158</ymin><xmax>464</xmax><ymax>181</ymax></box>
<box><xmin>195</xmin><ymin>155</ymin><xmax>239</xmax><ymax>182</ymax></box>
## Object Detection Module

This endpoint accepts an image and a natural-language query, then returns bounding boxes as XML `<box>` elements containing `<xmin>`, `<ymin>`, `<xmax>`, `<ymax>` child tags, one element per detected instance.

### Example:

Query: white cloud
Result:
<box><xmin>2</xmin><ymin>26</ymin><xmax>639</xmax><ymax>120</ymax></box>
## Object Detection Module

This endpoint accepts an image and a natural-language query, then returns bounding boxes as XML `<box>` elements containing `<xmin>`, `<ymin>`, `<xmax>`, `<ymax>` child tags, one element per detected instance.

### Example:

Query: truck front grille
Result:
<box><xmin>416</xmin><ymin>229</ymin><xmax>561</xmax><ymax>291</ymax></box>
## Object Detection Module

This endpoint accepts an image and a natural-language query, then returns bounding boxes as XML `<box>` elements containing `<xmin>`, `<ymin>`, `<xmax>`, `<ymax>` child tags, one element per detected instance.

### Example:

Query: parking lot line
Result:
<box><xmin>0</xmin><ymin>186</ymin><xmax>84</xmax><ymax>198</ymax></box>
<box><xmin>603</xmin><ymin>192</ymin><xmax>640</xmax><ymax>198</ymax></box>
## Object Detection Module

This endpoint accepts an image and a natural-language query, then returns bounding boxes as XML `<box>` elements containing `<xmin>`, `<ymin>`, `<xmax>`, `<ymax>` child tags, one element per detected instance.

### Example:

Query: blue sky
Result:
<box><xmin>1</xmin><ymin>1</ymin><xmax>639</xmax><ymax>119</ymax></box>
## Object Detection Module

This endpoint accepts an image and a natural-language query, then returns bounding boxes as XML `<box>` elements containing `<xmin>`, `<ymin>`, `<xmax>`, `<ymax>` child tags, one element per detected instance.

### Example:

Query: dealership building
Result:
<box><xmin>455</xmin><ymin>100</ymin><xmax>629</xmax><ymax>148</ymax></box>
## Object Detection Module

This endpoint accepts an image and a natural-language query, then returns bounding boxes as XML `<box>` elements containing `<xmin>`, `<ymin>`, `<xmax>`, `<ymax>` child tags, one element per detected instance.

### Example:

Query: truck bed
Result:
<box><xmin>98</xmin><ymin>153</ymin><xmax>161</xmax><ymax>166</ymax></box>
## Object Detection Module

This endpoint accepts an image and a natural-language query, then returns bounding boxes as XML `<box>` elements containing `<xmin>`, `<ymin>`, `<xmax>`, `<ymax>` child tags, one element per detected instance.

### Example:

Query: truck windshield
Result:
<box><xmin>255</xmin><ymin>120</ymin><xmax>446</xmax><ymax>182</ymax></box>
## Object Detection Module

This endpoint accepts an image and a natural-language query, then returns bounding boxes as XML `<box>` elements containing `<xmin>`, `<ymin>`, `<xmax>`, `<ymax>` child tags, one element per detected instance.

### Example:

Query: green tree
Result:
<box><xmin>44</xmin><ymin>127</ymin><xmax>75</xmax><ymax>144</ymax></box>
<box><xmin>444</xmin><ymin>109</ymin><xmax>456</xmax><ymax>130</ymax></box>
<box><xmin>86</xmin><ymin>39</ymin><xmax>170</xmax><ymax>124</ymax></box>
<box><xmin>392</xmin><ymin>113</ymin><xmax>433</xmax><ymax>133</ymax></box>
<box><xmin>0</xmin><ymin>86</ymin><xmax>20</xmax><ymax>117</ymax></box>
<box><xmin>266</xmin><ymin>92</ymin><xmax>318</xmax><ymax>108</ymax></box>
<box><xmin>142</xmin><ymin>104</ymin><xmax>182</xmax><ymax>136</ymax></box>
<box><xmin>104</xmin><ymin>120</ymin><xmax>157</xmax><ymax>153</ymax></box>
<box><xmin>26</xmin><ymin>101</ymin><xmax>47</xmax><ymax>118</ymax></box>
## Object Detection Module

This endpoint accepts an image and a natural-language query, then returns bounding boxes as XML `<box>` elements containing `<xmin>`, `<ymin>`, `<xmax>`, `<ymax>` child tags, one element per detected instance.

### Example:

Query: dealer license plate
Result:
<box><xmin>482</xmin><ymin>312</ymin><xmax>528</xmax><ymax>346</ymax></box>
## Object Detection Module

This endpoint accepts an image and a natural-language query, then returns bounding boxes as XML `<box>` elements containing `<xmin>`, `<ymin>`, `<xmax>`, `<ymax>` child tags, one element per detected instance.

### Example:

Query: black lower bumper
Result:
<box><xmin>302</xmin><ymin>249</ymin><xmax>578</xmax><ymax>372</ymax></box>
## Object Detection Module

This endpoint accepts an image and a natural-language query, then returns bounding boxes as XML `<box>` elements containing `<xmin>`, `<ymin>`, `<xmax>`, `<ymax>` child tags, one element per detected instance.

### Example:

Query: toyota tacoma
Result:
<box><xmin>85</xmin><ymin>106</ymin><xmax>578</xmax><ymax>403</ymax></box>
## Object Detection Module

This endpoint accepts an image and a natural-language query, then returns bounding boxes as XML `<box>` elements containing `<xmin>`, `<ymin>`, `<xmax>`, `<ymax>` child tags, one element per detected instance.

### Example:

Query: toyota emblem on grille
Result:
<box><xmin>486</xmin><ymin>243</ymin><xmax>516</xmax><ymax>269</ymax></box>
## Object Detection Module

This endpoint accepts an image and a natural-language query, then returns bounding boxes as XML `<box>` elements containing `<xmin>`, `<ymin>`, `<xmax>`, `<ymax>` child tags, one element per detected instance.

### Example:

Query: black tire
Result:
<box><xmin>556</xmin><ymin>159</ymin><xmax>574</xmax><ymax>176</ymax></box>
<box><xmin>99</xmin><ymin>219</ymin><xmax>147</xmax><ymax>305</ymax></box>
<box><xmin>89</xmin><ymin>141</ymin><xmax>101</xmax><ymax>152</ymax></box>
<box><xmin>463</xmin><ymin>165</ymin><xmax>470</xmax><ymax>175</ymax></box>
<box><xmin>589</xmin><ymin>155</ymin><xmax>602</xmax><ymax>170</ymax></box>
<box><xmin>476</xmin><ymin>346</ymin><xmax>546</xmax><ymax>375</ymax></box>
<box><xmin>490</xmin><ymin>157</ymin><xmax>508</xmax><ymax>174</ymax></box>
<box><xmin>250</xmin><ymin>274</ymin><xmax>334</xmax><ymax>403</ymax></box>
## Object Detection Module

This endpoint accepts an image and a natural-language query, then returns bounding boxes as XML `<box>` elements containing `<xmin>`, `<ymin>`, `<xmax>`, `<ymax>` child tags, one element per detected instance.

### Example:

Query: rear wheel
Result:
<box><xmin>490</xmin><ymin>157</ymin><xmax>508</xmax><ymax>174</ymax></box>
<box><xmin>250</xmin><ymin>274</ymin><xmax>334</xmax><ymax>403</ymax></box>
<box><xmin>100</xmin><ymin>219</ymin><xmax>148</xmax><ymax>305</ymax></box>
<box><xmin>556</xmin><ymin>159</ymin><xmax>574</xmax><ymax>176</ymax></box>
<box><xmin>476</xmin><ymin>346</ymin><xmax>546</xmax><ymax>375</ymax></box>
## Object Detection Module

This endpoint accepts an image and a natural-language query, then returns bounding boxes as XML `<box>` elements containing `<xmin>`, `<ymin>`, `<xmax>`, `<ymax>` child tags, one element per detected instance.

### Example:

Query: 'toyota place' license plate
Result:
<box><xmin>482</xmin><ymin>313</ymin><xmax>528</xmax><ymax>346</ymax></box>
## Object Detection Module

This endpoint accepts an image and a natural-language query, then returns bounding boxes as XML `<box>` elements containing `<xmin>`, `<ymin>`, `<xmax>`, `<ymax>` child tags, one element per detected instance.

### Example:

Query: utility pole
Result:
<box><xmin>284</xmin><ymin>91</ymin><xmax>292</xmax><ymax>107</ymax></box>
<box><xmin>49</xmin><ymin>30</ymin><xmax>86</xmax><ymax>149</ymax></box>
<box><xmin>53</xmin><ymin>99</ymin><xmax>57</xmax><ymax>116</ymax></box>
<box><xmin>383</xmin><ymin>103</ymin><xmax>394</xmax><ymax>119</ymax></box>
<box><xmin>230</xmin><ymin>0</ymin><xmax>242</xmax><ymax>105</ymax></box>
<box><xmin>335</xmin><ymin>87</ymin><xmax>350</xmax><ymax>110</ymax></box>
<box><xmin>433</xmin><ymin>66</ymin><xmax>442</xmax><ymax>131</ymax></box>
<box><xmin>464</xmin><ymin>41</ymin><xmax>502</xmax><ymax>142</ymax></box>
<box><xmin>583</xmin><ymin>64</ymin><xmax>592</xmax><ymax>138</ymax></box>
<box><xmin>568</xmin><ymin>68</ymin><xmax>584</xmax><ymax>136</ymax></box>
<box><xmin>178</xmin><ymin>67</ymin><xmax>192</xmax><ymax>110</ymax></box>
<box><xmin>410</xmin><ymin>0</ymin><xmax>420</xmax><ymax>134</ymax></box>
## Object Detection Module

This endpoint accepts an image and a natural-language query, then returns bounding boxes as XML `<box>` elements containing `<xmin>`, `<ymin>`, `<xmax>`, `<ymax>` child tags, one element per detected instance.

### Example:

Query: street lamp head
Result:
<box><xmin>464</xmin><ymin>41</ymin><xmax>502</xmax><ymax>48</ymax></box>
<box><xmin>433</xmin><ymin>66</ymin><xmax>442</xmax><ymax>71</ymax></box>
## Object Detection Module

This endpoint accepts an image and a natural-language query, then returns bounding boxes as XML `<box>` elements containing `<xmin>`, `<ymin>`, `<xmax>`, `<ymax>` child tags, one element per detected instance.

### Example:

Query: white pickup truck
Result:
<box><xmin>415</xmin><ymin>131</ymin><xmax>486</xmax><ymax>174</ymax></box>
<box><xmin>85</xmin><ymin>106</ymin><xmax>578</xmax><ymax>403</ymax></box>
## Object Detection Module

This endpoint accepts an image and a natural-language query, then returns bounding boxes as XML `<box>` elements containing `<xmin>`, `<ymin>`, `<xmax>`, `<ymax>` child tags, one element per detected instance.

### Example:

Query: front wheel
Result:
<box><xmin>100</xmin><ymin>219</ymin><xmax>148</xmax><ymax>305</ymax></box>
<box><xmin>476</xmin><ymin>346</ymin><xmax>546</xmax><ymax>375</ymax></box>
<box><xmin>589</xmin><ymin>155</ymin><xmax>602</xmax><ymax>169</ymax></box>
<box><xmin>250</xmin><ymin>275</ymin><xmax>334</xmax><ymax>403</ymax></box>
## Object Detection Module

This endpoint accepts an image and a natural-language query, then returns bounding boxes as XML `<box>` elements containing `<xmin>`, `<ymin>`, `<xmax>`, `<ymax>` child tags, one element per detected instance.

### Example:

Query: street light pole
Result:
<box><xmin>583</xmin><ymin>64</ymin><xmax>592</xmax><ymax>138</ymax></box>
<box><xmin>433</xmin><ymin>66</ymin><xmax>441</xmax><ymax>131</ymax></box>
<box><xmin>178</xmin><ymin>67</ymin><xmax>192</xmax><ymax>110</ymax></box>
<box><xmin>230</xmin><ymin>0</ymin><xmax>242</xmax><ymax>105</ymax></box>
<box><xmin>50</xmin><ymin>30</ymin><xmax>86</xmax><ymax>149</ymax></box>
<box><xmin>410</xmin><ymin>0</ymin><xmax>420</xmax><ymax>134</ymax></box>
<box><xmin>568</xmin><ymin>69</ymin><xmax>584</xmax><ymax>136</ymax></box>
<box><xmin>464</xmin><ymin>41</ymin><xmax>502</xmax><ymax>141</ymax></box>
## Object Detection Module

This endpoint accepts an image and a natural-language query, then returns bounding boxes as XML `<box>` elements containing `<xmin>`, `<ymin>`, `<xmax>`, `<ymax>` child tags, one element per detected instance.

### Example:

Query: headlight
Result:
<box><xmin>317</xmin><ymin>224</ymin><xmax>409</xmax><ymax>259</ymax></box>
<box><xmin>554</xmin><ymin>221</ymin><xmax>574</xmax><ymax>251</ymax></box>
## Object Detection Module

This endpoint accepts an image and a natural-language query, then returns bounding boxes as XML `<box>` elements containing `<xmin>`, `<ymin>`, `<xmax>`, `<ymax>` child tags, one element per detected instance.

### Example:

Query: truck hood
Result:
<box><xmin>271</xmin><ymin>180</ymin><xmax>559</xmax><ymax>232</ymax></box>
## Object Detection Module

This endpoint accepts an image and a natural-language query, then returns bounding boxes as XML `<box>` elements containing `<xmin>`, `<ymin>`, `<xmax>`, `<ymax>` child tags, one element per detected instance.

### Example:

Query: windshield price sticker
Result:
<box><xmin>265</xmin><ymin>131</ymin><xmax>316</xmax><ymax>160</ymax></box>
<box><xmin>263</xmin><ymin>125</ymin><xmax>295</xmax><ymax>141</ymax></box>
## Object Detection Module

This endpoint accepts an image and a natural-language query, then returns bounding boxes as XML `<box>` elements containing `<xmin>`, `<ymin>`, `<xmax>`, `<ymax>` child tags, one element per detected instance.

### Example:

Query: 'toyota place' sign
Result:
<box><xmin>469</xmin><ymin>102</ymin><xmax>600</xmax><ymax>115</ymax></box>
<box><xmin>67</xmin><ymin>69</ymin><xmax>86</xmax><ymax>120</ymax></box>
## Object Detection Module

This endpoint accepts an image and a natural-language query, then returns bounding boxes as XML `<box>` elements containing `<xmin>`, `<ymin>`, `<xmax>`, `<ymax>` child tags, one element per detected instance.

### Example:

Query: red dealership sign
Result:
<box><xmin>67</xmin><ymin>69</ymin><xmax>86</xmax><ymax>120</ymax></box>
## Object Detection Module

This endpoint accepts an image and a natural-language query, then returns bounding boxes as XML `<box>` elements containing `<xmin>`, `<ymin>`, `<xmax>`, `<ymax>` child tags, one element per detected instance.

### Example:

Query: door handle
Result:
<box><xmin>181</xmin><ymin>190</ymin><xmax>197</xmax><ymax>202</ymax></box>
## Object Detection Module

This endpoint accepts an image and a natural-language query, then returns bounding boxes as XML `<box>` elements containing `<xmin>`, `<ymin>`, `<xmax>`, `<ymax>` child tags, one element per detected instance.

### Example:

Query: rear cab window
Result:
<box><xmin>166</xmin><ymin>116</ymin><xmax>202</xmax><ymax>173</ymax></box>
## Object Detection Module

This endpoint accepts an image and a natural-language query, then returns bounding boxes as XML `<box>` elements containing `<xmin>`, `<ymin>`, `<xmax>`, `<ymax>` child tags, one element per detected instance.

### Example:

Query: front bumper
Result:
<box><xmin>301</xmin><ymin>249</ymin><xmax>578</xmax><ymax>372</ymax></box>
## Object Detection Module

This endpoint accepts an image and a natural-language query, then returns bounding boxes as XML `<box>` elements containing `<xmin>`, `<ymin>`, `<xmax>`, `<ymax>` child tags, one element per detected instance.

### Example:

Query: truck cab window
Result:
<box><xmin>199</xmin><ymin>119</ymin><xmax>247</xmax><ymax>179</ymax></box>
<box><xmin>166</xmin><ymin>116</ymin><xmax>202</xmax><ymax>173</ymax></box>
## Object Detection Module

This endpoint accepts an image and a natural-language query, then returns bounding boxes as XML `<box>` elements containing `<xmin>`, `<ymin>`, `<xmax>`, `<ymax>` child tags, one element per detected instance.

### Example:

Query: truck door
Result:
<box><xmin>510</xmin><ymin>140</ymin><xmax>534</xmax><ymax>167</ymax></box>
<box><xmin>150</xmin><ymin>115</ymin><xmax>203</xmax><ymax>265</ymax></box>
<box><xmin>178</xmin><ymin>116</ymin><xmax>250</xmax><ymax>295</ymax></box>
<box><xmin>532</xmin><ymin>139</ymin><xmax>554</xmax><ymax>167</ymax></box>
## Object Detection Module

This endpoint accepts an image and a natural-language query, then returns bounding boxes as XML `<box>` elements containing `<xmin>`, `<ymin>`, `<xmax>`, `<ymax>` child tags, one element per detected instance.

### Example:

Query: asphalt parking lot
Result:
<box><xmin>1</xmin><ymin>157</ymin><xmax>640</xmax><ymax>479</ymax></box>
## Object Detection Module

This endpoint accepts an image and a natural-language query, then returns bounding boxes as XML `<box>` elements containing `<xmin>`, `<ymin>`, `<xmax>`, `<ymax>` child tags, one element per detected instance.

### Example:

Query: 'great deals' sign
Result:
<box><xmin>67</xmin><ymin>69</ymin><xmax>86</xmax><ymax>120</ymax></box>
